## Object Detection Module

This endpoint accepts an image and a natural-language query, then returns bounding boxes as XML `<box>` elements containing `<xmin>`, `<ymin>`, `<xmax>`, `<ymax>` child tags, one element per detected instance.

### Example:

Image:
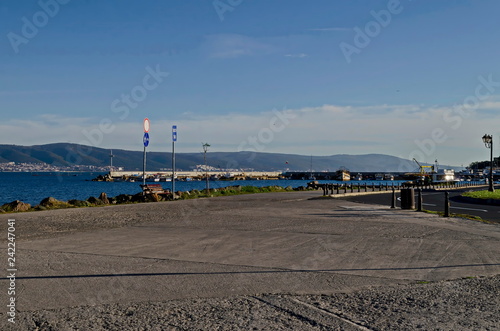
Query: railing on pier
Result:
<box><xmin>310</xmin><ymin>181</ymin><xmax>488</xmax><ymax>217</ymax></box>
<box><xmin>309</xmin><ymin>181</ymin><xmax>486</xmax><ymax>196</ymax></box>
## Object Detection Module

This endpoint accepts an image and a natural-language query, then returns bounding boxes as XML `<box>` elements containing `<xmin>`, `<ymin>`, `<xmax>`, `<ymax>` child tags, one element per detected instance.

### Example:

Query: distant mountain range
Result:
<box><xmin>0</xmin><ymin>143</ymin><xmax>455</xmax><ymax>172</ymax></box>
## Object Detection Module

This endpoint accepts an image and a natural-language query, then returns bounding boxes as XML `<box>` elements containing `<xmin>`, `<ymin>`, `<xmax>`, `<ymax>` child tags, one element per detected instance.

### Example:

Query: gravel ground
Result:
<box><xmin>301</xmin><ymin>275</ymin><xmax>500</xmax><ymax>331</ymax></box>
<box><xmin>2</xmin><ymin>275</ymin><xmax>498</xmax><ymax>330</ymax></box>
<box><xmin>0</xmin><ymin>191</ymin><xmax>498</xmax><ymax>330</ymax></box>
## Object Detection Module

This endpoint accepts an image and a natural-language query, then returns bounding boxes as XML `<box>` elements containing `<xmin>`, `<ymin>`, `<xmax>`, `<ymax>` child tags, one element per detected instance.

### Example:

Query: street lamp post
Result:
<box><xmin>202</xmin><ymin>143</ymin><xmax>210</xmax><ymax>193</ymax></box>
<box><xmin>109</xmin><ymin>149</ymin><xmax>114</xmax><ymax>171</ymax></box>
<box><xmin>482</xmin><ymin>134</ymin><xmax>495</xmax><ymax>192</ymax></box>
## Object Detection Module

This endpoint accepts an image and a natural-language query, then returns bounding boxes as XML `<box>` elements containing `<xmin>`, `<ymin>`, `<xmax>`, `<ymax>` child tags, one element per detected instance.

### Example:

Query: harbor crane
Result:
<box><xmin>413</xmin><ymin>158</ymin><xmax>437</xmax><ymax>175</ymax></box>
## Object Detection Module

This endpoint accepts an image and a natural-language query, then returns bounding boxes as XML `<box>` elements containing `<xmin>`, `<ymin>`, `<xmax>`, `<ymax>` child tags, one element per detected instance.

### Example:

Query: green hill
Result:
<box><xmin>0</xmin><ymin>143</ymin><xmax>444</xmax><ymax>172</ymax></box>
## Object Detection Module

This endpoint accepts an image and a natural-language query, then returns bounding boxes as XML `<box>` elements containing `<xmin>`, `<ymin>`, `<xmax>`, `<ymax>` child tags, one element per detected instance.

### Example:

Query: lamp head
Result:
<box><xmin>483</xmin><ymin>134</ymin><xmax>493</xmax><ymax>147</ymax></box>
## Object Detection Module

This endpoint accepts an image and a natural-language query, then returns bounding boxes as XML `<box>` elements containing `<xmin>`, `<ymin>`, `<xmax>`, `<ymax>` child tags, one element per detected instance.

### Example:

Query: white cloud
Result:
<box><xmin>284</xmin><ymin>53</ymin><xmax>308</xmax><ymax>58</ymax></box>
<box><xmin>308</xmin><ymin>27</ymin><xmax>350</xmax><ymax>32</ymax></box>
<box><xmin>202</xmin><ymin>34</ymin><xmax>277</xmax><ymax>59</ymax></box>
<box><xmin>476</xmin><ymin>101</ymin><xmax>500</xmax><ymax>110</ymax></box>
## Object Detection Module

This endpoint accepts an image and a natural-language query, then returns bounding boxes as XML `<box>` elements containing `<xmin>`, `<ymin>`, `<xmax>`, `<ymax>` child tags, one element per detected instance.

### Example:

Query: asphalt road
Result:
<box><xmin>341</xmin><ymin>186</ymin><xmax>500</xmax><ymax>224</ymax></box>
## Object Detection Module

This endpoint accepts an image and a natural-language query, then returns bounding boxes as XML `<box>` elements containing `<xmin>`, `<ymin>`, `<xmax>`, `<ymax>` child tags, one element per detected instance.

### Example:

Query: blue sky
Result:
<box><xmin>1</xmin><ymin>0</ymin><xmax>500</xmax><ymax>166</ymax></box>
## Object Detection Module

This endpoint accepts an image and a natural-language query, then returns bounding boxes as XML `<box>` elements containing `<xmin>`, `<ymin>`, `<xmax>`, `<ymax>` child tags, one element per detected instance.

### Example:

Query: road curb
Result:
<box><xmin>311</xmin><ymin>191</ymin><xmax>397</xmax><ymax>199</ymax></box>
<box><xmin>455</xmin><ymin>195</ymin><xmax>500</xmax><ymax>206</ymax></box>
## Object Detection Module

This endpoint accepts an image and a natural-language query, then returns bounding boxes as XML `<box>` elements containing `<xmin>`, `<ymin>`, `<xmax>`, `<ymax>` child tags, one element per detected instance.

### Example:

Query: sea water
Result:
<box><xmin>0</xmin><ymin>172</ymin><xmax>406</xmax><ymax>206</ymax></box>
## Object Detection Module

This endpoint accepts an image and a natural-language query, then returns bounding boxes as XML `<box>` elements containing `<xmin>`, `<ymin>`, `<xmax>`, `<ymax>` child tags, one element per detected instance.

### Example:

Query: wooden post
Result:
<box><xmin>391</xmin><ymin>187</ymin><xmax>396</xmax><ymax>209</ymax></box>
<box><xmin>417</xmin><ymin>188</ymin><xmax>422</xmax><ymax>212</ymax></box>
<box><xmin>444</xmin><ymin>191</ymin><xmax>450</xmax><ymax>217</ymax></box>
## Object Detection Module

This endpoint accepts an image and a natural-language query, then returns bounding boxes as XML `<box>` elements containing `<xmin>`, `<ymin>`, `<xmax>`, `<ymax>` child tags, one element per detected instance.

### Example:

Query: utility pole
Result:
<box><xmin>172</xmin><ymin>125</ymin><xmax>177</xmax><ymax>199</ymax></box>
<box><xmin>142</xmin><ymin>118</ymin><xmax>150</xmax><ymax>188</ymax></box>
<box><xmin>482</xmin><ymin>134</ymin><xmax>495</xmax><ymax>192</ymax></box>
<box><xmin>202</xmin><ymin>143</ymin><xmax>210</xmax><ymax>193</ymax></box>
<box><xmin>109</xmin><ymin>149</ymin><xmax>114</xmax><ymax>172</ymax></box>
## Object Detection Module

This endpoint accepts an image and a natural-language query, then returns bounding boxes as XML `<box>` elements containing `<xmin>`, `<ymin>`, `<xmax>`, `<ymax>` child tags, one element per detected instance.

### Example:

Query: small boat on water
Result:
<box><xmin>336</xmin><ymin>168</ymin><xmax>350</xmax><ymax>181</ymax></box>
<box><xmin>384</xmin><ymin>174</ymin><xmax>394</xmax><ymax>181</ymax></box>
<box><xmin>432</xmin><ymin>169</ymin><xmax>456</xmax><ymax>182</ymax></box>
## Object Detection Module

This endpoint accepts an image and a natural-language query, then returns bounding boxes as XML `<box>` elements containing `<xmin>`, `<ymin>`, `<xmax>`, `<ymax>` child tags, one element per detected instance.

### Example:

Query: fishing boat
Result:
<box><xmin>384</xmin><ymin>174</ymin><xmax>394</xmax><ymax>181</ymax></box>
<box><xmin>336</xmin><ymin>168</ymin><xmax>350</xmax><ymax>181</ymax></box>
<box><xmin>431</xmin><ymin>169</ymin><xmax>455</xmax><ymax>182</ymax></box>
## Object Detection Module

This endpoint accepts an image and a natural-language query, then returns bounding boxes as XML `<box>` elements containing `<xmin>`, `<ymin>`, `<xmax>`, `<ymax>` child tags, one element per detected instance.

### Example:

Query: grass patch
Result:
<box><xmin>192</xmin><ymin>185</ymin><xmax>294</xmax><ymax>199</ymax></box>
<box><xmin>421</xmin><ymin>209</ymin><xmax>490</xmax><ymax>223</ymax></box>
<box><xmin>462</xmin><ymin>190</ymin><xmax>500</xmax><ymax>200</ymax></box>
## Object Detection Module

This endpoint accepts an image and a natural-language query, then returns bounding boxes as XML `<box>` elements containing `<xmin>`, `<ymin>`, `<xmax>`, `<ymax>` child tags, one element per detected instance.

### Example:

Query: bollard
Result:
<box><xmin>364</xmin><ymin>183</ymin><xmax>367</xmax><ymax>192</ymax></box>
<box><xmin>336</xmin><ymin>185</ymin><xmax>340</xmax><ymax>194</ymax></box>
<box><xmin>391</xmin><ymin>187</ymin><xmax>396</xmax><ymax>208</ymax></box>
<box><xmin>350</xmin><ymin>184</ymin><xmax>354</xmax><ymax>193</ymax></box>
<box><xmin>444</xmin><ymin>191</ymin><xmax>450</xmax><ymax>217</ymax></box>
<box><xmin>344</xmin><ymin>185</ymin><xmax>347</xmax><ymax>194</ymax></box>
<box><xmin>372</xmin><ymin>183</ymin><xmax>375</xmax><ymax>191</ymax></box>
<box><xmin>401</xmin><ymin>188</ymin><xmax>415</xmax><ymax>209</ymax></box>
<box><xmin>358</xmin><ymin>184</ymin><xmax>361</xmax><ymax>192</ymax></box>
<box><xmin>417</xmin><ymin>188</ymin><xmax>422</xmax><ymax>211</ymax></box>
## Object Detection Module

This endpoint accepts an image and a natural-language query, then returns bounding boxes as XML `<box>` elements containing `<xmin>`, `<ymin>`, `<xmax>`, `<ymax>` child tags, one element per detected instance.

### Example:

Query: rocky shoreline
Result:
<box><xmin>0</xmin><ymin>185</ymin><xmax>302</xmax><ymax>214</ymax></box>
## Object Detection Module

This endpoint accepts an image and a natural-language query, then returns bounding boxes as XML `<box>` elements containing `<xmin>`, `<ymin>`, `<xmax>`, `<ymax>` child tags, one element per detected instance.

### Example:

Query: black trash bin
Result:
<box><xmin>400</xmin><ymin>188</ymin><xmax>415</xmax><ymax>209</ymax></box>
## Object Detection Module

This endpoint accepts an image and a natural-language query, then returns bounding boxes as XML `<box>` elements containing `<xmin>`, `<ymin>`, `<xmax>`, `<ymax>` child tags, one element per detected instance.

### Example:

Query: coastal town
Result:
<box><xmin>0</xmin><ymin>161</ymin><xmax>109</xmax><ymax>173</ymax></box>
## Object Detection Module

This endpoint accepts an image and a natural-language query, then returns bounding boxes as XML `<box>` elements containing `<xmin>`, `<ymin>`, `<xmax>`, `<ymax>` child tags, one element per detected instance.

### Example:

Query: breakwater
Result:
<box><xmin>107</xmin><ymin>171</ymin><xmax>283</xmax><ymax>181</ymax></box>
<box><xmin>106</xmin><ymin>171</ymin><xmax>408</xmax><ymax>182</ymax></box>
